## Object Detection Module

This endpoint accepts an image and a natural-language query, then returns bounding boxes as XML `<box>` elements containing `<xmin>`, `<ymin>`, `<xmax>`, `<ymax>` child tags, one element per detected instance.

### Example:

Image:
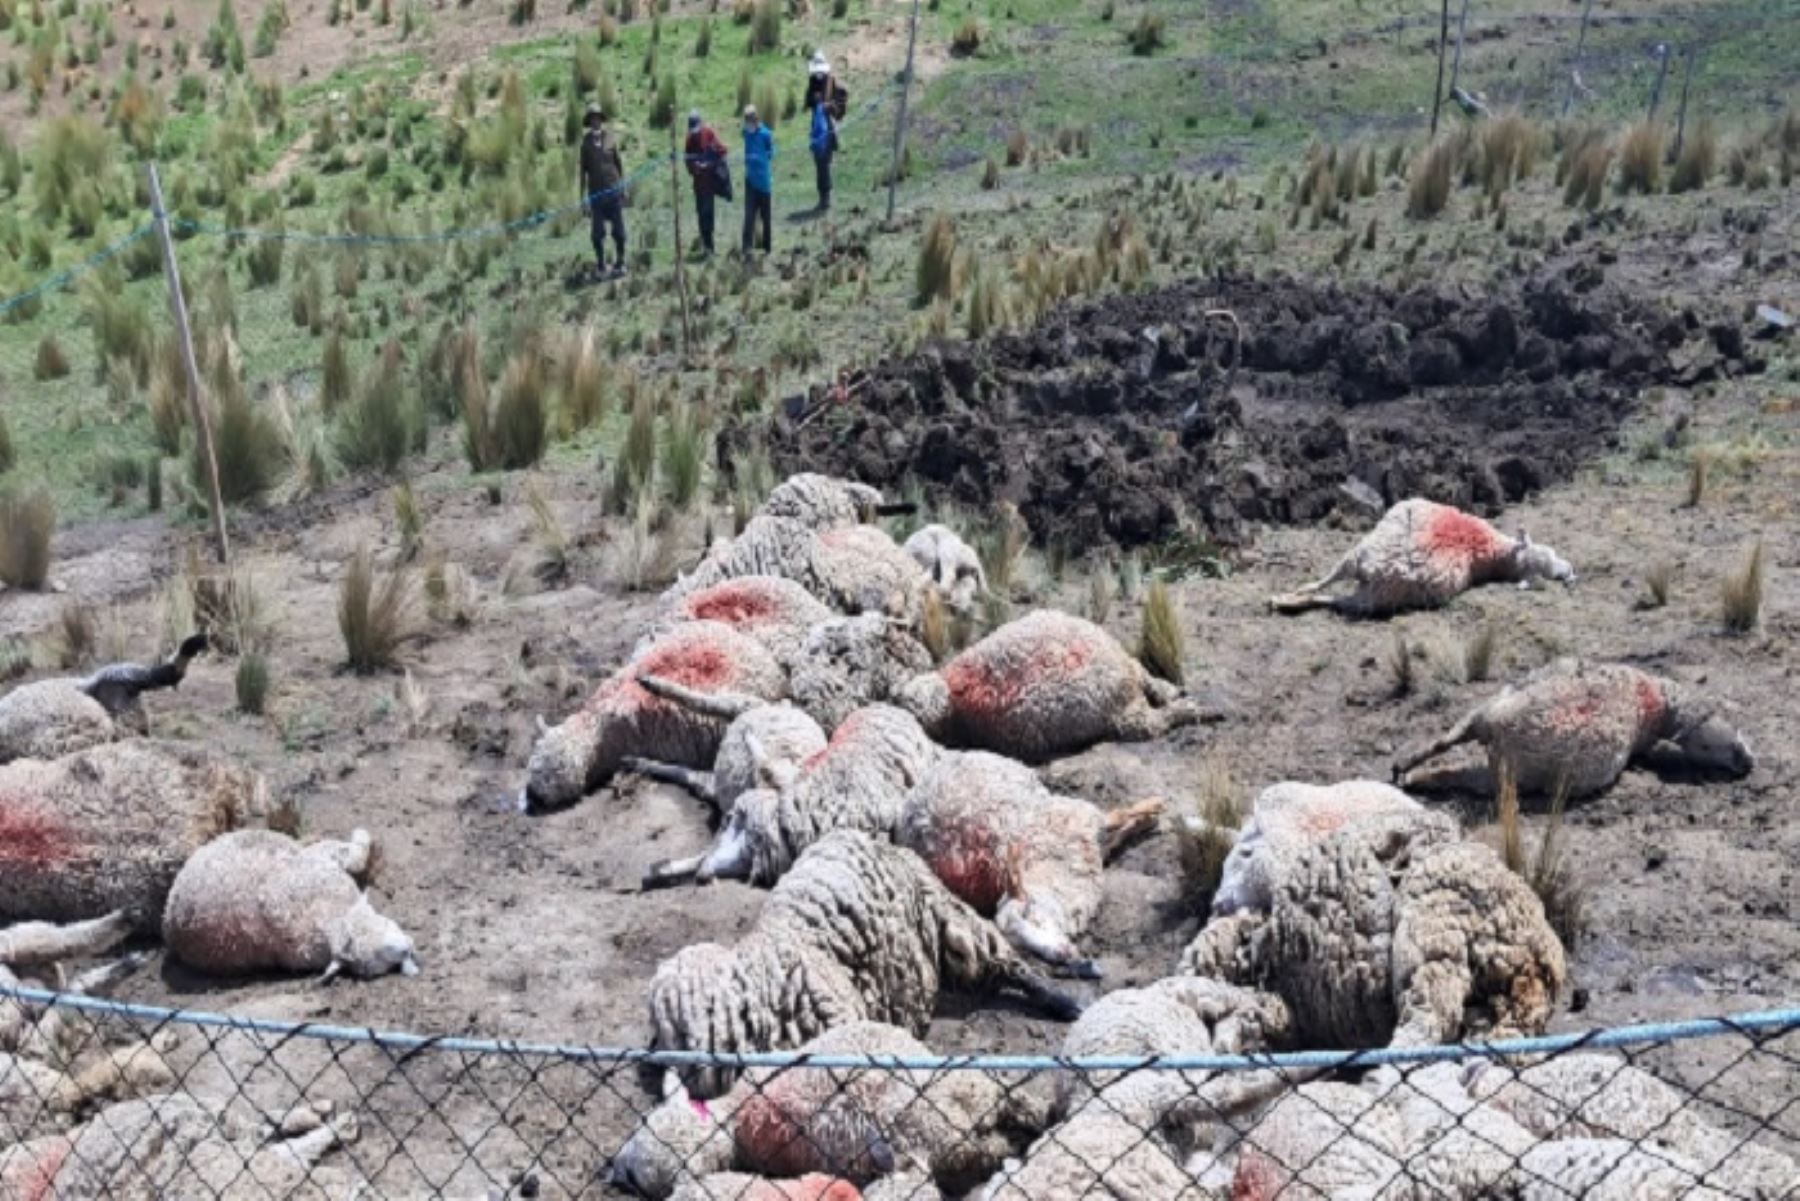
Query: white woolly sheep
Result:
<box><xmin>1178</xmin><ymin>794</ymin><xmax>1566</xmax><ymax>1049</ymax></box>
<box><xmin>675</xmin><ymin>705</ymin><xmax>938</xmax><ymax>888</ymax></box>
<box><xmin>1269</xmin><ymin>497</ymin><xmax>1575</xmax><ymax>616</ymax></box>
<box><xmin>671</xmin><ymin>516</ymin><xmax>931</xmax><ymax>619</ymax></box>
<box><xmin>0</xmin><ymin>740</ymin><xmax>268</xmax><ymax>931</ymax></box>
<box><xmin>904</xmin><ymin>524</ymin><xmax>986</xmax><ymax>616</ymax></box>
<box><xmin>522</xmin><ymin>619</ymin><xmax>787</xmax><ymax>812</ymax></box>
<box><xmin>1396</xmin><ymin>658</ymin><xmax>1755</xmax><ymax>798</ymax></box>
<box><xmin>34</xmin><ymin>1093</ymin><xmax>361</xmax><ymax>1200</ymax></box>
<box><xmin>895</xmin><ymin>610</ymin><xmax>1216</xmax><ymax>762</ymax></box>
<box><xmin>162</xmin><ymin>828</ymin><xmax>417</xmax><ymax>981</ymax></box>
<box><xmin>897</xmin><ymin>750</ymin><xmax>1162</xmax><ymax>974</ymax></box>
<box><xmin>978</xmin><ymin>1112</ymin><xmax>1203</xmax><ymax>1201</ymax></box>
<box><xmin>647</xmin><ymin>831</ymin><xmax>1083</xmax><ymax>1097</ymax></box>
<box><xmin>627</xmin><ymin>687</ymin><xmax>829</xmax><ymax>816</ymax></box>
<box><xmin>2</xmin><ymin>910</ymin><xmax>144</xmax><ymax>1065</ymax></box>
<box><xmin>758</xmin><ymin>473</ymin><xmax>913</xmax><ymax>531</ymax></box>
<box><xmin>645</xmin><ymin>576</ymin><xmax>839</xmax><ymax>669</ymax></box>
<box><xmin>611</xmin><ymin>1021</ymin><xmax>1041</xmax><ymax>1199</ymax></box>
<box><xmin>0</xmin><ymin>635</ymin><xmax>207</xmax><ymax>765</ymax></box>
<box><xmin>1204</xmin><ymin>780</ymin><xmax>1425</xmax><ymax>917</ymax></box>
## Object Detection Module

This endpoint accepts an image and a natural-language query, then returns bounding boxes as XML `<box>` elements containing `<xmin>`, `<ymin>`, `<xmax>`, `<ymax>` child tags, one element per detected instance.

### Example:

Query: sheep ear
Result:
<box><xmin>660</xmin><ymin>1070</ymin><xmax>686</xmax><ymax>1103</ymax></box>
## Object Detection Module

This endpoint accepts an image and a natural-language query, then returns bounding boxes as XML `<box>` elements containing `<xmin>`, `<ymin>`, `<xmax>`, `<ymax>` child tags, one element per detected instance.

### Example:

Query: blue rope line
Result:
<box><xmin>2</xmin><ymin>986</ymin><xmax>1793</xmax><ymax>1074</ymax></box>
<box><xmin>0</xmin><ymin>222</ymin><xmax>159</xmax><ymax>318</ymax></box>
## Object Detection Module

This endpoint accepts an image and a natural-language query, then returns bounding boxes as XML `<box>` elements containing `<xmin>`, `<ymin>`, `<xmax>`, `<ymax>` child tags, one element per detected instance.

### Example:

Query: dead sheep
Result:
<box><xmin>626</xmin><ymin>684</ymin><xmax>829</xmax><ymax>819</ymax></box>
<box><xmin>1269</xmin><ymin>498</ymin><xmax>1575</xmax><ymax>616</ymax></box>
<box><xmin>671</xmin><ymin>516</ymin><xmax>931</xmax><ymax>619</ymax></box>
<box><xmin>611</xmin><ymin>1022</ymin><xmax>1041</xmax><ymax>1199</ymax></box>
<box><xmin>1206</xmin><ymin>780</ymin><xmax>1426</xmax><ymax>917</ymax></box>
<box><xmin>896</xmin><ymin>610</ymin><xmax>1216</xmax><ymax>762</ymax></box>
<box><xmin>1396</xmin><ymin>658</ymin><xmax>1754</xmax><ymax>798</ymax></box>
<box><xmin>904</xmin><ymin>524</ymin><xmax>987</xmax><ymax>615</ymax></box>
<box><xmin>2</xmin><ymin>911</ymin><xmax>143</xmax><ymax>1063</ymax></box>
<box><xmin>1178</xmin><ymin>788</ymin><xmax>1566</xmax><ymax>1049</ymax></box>
<box><xmin>27</xmin><ymin>1093</ymin><xmax>361</xmax><ymax>1200</ymax></box>
<box><xmin>897</xmin><ymin>750</ymin><xmax>1163</xmax><ymax>973</ymax></box>
<box><xmin>663</xmin><ymin>705</ymin><xmax>938</xmax><ymax>888</ymax></box>
<box><xmin>0</xmin><ymin>635</ymin><xmax>208</xmax><ymax>765</ymax></box>
<box><xmin>522</xmin><ymin>619</ymin><xmax>788</xmax><ymax>812</ymax></box>
<box><xmin>162</xmin><ymin>828</ymin><xmax>417</xmax><ymax>981</ymax></box>
<box><xmin>647</xmin><ymin>831</ymin><xmax>1083</xmax><ymax>1097</ymax></box>
<box><xmin>757</xmin><ymin>473</ymin><xmax>912</xmax><ymax>531</ymax></box>
<box><xmin>645</xmin><ymin>576</ymin><xmax>838</xmax><ymax>670</ymax></box>
<box><xmin>669</xmin><ymin>1174</ymin><xmax>865</xmax><ymax>1201</ymax></box>
<box><xmin>0</xmin><ymin>740</ymin><xmax>268</xmax><ymax>931</ymax></box>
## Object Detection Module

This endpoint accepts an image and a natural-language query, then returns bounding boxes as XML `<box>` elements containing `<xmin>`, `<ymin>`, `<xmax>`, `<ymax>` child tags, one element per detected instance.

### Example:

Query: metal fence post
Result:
<box><xmin>146</xmin><ymin>162</ymin><xmax>230</xmax><ymax>566</ymax></box>
<box><xmin>885</xmin><ymin>0</ymin><xmax>922</xmax><ymax>223</ymax></box>
<box><xmin>1646</xmin><ymin>42</ymin><xmax>1672</xmax><ymax>120</ymax></box>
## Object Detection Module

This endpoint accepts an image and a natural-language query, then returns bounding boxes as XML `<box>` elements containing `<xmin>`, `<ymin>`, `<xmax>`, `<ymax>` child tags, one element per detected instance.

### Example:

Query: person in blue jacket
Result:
<box><xmin>806</xmin><ymin>52</ymin><xmax>840</xmax><ymax>212</ymax></box>
<box><xmin>740</xmin><ymin>105</ymin><xmax>774</xmax><ymax>257</ymax></box>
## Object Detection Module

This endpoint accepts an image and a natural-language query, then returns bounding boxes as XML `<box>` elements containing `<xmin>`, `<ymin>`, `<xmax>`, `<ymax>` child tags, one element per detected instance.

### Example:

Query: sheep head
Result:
<box><xmin>1508</xmin><ymin>532</ymin><xmax>1576</xmax><ymax>588</ymax></box>
<box><xmin>695</xmin><ymin>789</ymin><xmax>772</xmax><ymax>885</ymax></box>
<box><xmin>893</xmin><ymin>672</ymin><xmax>952</xmax><ymax>736</ymax></box>
<box><xmin>521</xmin><ymin>718</ymin><xmax>589</xmax><ymax>814</ymax></box>
<box><xmin>610</xmin><ymin>1076</ymin><xmax>737</xmax><ymax>1198</ymax></box>
<box><xmin>324</xmin><ymin>896</ymin><xmax>418</xmax><ymax>980</ymax></box>
<box><xmin>1668</xmin><ymin>711</ymin><xmax>1755</xmax><ymax>779</ymax></box>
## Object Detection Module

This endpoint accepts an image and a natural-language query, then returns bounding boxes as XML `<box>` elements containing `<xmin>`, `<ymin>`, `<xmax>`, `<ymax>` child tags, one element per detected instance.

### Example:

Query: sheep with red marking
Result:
<box><xmin>163</xmin><ymin>828</ymin><xmax>416</xmax><ymax>981</ymax></box>
<box><xmin>0</xmin><ymin>741</ymin><xmax>267</xmax><ymax>931</ymax></box>
<box><xmin>645</xmin><ymin>576</ymin><xmax>838</xmax><ymax>669</ymax></box>
<box><xmin>897</xmin><ymin>750</ymin><xmax>1162</xmax><ymax>973</ymax></box>
<box><xmin>670</xmin><ymin>516</ymin><xmax>931</xmax><ymax>619</ymax></box>
<box><xmin>1269</xmin><ymin>497</ymin><xmax>1575</xmax><ymax>616</ymax></box>
<box><xmin>647</xmin><ymin>831</ymin><xmax>1083</xmax><ymax>1097</ymax></box>
<box><xmin>1396</xmin><ymin>658</ymin><xmax>1754</xmax><ymax>798</ymax></box>
<box><xmin>896</xmin><ymin>610</ymin><xmax>1215</xmax><ymax>762</ymax></box>
<box><xmin>522</xmin><ymin>620</ymin><xmax>787</xmax><ymax>812</ymax></box>
<box><xmin>611</xmin><ymin>1022</ymin><xmax>1039</xmax><ymax>1199</ymax></box>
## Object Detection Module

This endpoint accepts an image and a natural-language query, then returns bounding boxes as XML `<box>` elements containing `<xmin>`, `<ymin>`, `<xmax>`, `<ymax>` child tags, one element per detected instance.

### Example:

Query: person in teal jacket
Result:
<box><xmin>741</xmin><ymin>105</ymin><xmax>774</xmax><ymax>256</ymax></box>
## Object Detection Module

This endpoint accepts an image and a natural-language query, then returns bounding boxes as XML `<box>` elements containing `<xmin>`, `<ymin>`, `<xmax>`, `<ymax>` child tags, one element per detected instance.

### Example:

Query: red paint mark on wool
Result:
<box><xmin>615</xmin><ymin>633</ymin><xmax>740</xmax><ymax>709</ymax></box>
<box><xmin>1633</xmin><ymin>674</ymin><xmax>1666</xmax><ymax>731</ymax></box>
<box><xmin>926</xmin><ymin>818</ymin><xmax>1008</xmax><ymax>912</ymax></box>
<box><xmin>15</xmin><ymin>1141</ymin><xmax>71</xmax><ymax>1201</ymax></box>
<box><xmin>0</xmin><ymin>797</ymin><xmax>77</xmax><ymax>868</ymax></box>
<box><xmin>1230</xmin><ymin>1150</ymin><xmax>1284</xmax><ymax>1201</ymax></box>
<box><xmin>942</xmin><ymin>636</ymin><xmax>1095</xmax><ymax>718</ymax></box>
<box><xmin>1548</xmin><ymin>690</ymin><xmax>1604</xmax><ymax>733</ymax></box>
<box><xmin>1292</xmin><ymin>803</ymin><xmax>1357</xmax><ymax>841</ymax></box>
<box><xmin>802</xmin><ymin>710</ymin><xmax>868</xmax><ymax>772</ymax></box>
<box><xmin>734</xmin><ymin>1097</ymin><xmax>870</xmax><ymax>1187</ymax></box>
<box><xmin>1421</xmin><ymin>506</ymin><xmax>1506</xmax><ymax>570</ymax></box>
<box><xmin>684</xmin><ymin>580</ymin><xmax>784</xmax><ymax>628</ymax></box>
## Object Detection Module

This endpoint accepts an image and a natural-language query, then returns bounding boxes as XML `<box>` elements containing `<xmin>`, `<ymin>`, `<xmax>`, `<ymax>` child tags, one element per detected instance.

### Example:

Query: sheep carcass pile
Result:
<box><xmin>627</xmin><ymin>684</ymin><xmax>828</xmax><ymax>817</ymax></box>
<box><xmin>1269</xmin><ymin>497</ymin><xmax>1575</xmax><ymax>616</ymax></box>
<box><xmin>1397</xmin><ymin>658</ymin><xmax>1754</xmax><ymax>797</ymax></box>
<box><xmin>671</xmin><ymin>516</ymin><xmax>931</xmax><ymax>619</ymax></box>
<box><xmin>523</xmin><ymin>619</ymin><xmax>786</xmax><ymax>811</ymax></box>
<box><xmin>0</xmin><ymin>741</ymin><xmax>267</xmax><ymax>929</ymax></box>
<box><xmin>661</xmin><ymin>704</ymin><xmax>938</xmax><ymax>887</ymax></box>
<box><xmin>897</xmin><ymin>610</ymin><xmax>1215</xmax><ymax>761</ymax></box>
<box><xmin>1178</xmin><ymin>780</ymin><xmax>1566</xmax><ymax>1049</ymax></box>
<box><xmin>612</xmin><ymin>1021</ymin><xmax>1040</xmax><ymax>1199</ymax></box>
<box><xmin>897</xmin><ymin>750</ymin><xmax>1161</xmax><ymax>973</ymax></box>
<box><xmin>647</xmin><ymin>831</ymin><xmax>1082</xmax><ymax>1095</ymax></box>
<box><xmin>0</xmin><ymin>635</ymin><xmax>207</xmax><ymax>765</ymax></box>
<box><xmin>163</xmin><ymin>828</ymin><xmax>416</xmax><ymax>981</ymax></box>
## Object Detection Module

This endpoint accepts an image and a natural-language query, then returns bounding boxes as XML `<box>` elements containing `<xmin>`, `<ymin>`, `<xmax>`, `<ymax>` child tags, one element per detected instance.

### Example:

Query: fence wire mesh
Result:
<box><xmin>2</xmin><ymin>985</ymin><xmax>1795</xmax><ymax>1200</ymax></box>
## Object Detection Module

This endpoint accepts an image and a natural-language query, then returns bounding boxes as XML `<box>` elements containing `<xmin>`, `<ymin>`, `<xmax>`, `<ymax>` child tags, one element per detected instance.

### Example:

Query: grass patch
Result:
<box><xmin>1669</xmin><ymin>120</ymin><xmax>1717</xmax><ymax>193</ymax></box>
<box><xmin>1461</xmin><ymin>622</ymin><xmax>1498</xmax><ymax>683</ymax></box>
<box><xmin>1616</xmin><ymin>120</ymin><xmax>1664</xmax><ymax>195</ymax></box>
<box><xmin>339</xmin><ymin>544</ymin><xmax>413</xmax><ymax>674</ymax></box>
<box><xmin>1137</xmin><ymin>577</ymin><xmax>1184</xmax><ymax>685</ymax></box>
<box><xmin>0</xmin><ymin>485</ymin><xmax>54</xmax><ymax>589</ymax></box>
<box><xmin>1174</xmin><ymin>756</ymin><xmax>1241</xmax><ymax>916</ymax></box>
<box><xmin>1405</xmin><ymin>138</ymin><xmax>1456</xmax><ymax>219</ymax></box>
<box><xmin>1720</xmin><ymin>540</ymin><xmax>1764</xmax><ymax>635</ymax></box>
<box><xmin>916</xmin><ymin>213</ymin><xmax>958</xmax><ymax>306</ymax></box>
<box><xmin>1495</xmin><ymin>762</ymin><xmax>1586</xmax><ymax>951</ymax></box>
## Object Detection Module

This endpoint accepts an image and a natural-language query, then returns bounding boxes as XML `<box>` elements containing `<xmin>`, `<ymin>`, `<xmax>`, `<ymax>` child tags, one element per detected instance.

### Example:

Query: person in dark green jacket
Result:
<box><xmin>579</xmin><ymin>103</ymin><xmax>627</xmax><ymax>278</ymax></box>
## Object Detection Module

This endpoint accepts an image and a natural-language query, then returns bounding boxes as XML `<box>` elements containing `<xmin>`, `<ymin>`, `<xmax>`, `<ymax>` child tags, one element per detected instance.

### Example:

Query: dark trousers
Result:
<box><xmin>812</xmin><ymin>150</ymin><xmax>833</xmax><ymax>210</ymax></box>
<box><xmin>742</xmin><ymin>186</ymin><xmax>772</xmax><ymax>255</ymax></box>
<box><xmin>694</xmin><ymin>190</ymin><xmax>716</xmax><ymax>254</ymax></box>
<box><xmin>589</xmin><ymin>194</ymin><xmax>625</xmax><ymax>268</ymax></box>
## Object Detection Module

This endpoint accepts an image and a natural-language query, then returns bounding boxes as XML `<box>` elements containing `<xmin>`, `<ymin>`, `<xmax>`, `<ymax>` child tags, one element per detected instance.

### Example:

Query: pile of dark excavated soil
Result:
<box><xmin>724</xmin><ymin>267</ymin><xmax>1713</xmax><ymax>552</ymax></box>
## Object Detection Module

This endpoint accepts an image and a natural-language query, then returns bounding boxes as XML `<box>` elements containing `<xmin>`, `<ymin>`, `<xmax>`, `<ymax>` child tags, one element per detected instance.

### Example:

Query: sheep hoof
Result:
<box><xmin>642</xmin><ymin>859</ymin><xmax>701</xmax><ymax>891</ymax></box>
<box><xmin>1053</xmin><ymin>958</ymin><xmax>1104</xmax><ymax>981</ymax></box>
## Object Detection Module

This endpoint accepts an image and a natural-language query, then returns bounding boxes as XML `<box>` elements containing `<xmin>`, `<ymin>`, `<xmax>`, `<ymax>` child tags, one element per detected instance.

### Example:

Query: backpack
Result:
<box><xmin>713</xmin><ymin>154</ymin><xmax>734</xmax><ymax>202</ymax></box>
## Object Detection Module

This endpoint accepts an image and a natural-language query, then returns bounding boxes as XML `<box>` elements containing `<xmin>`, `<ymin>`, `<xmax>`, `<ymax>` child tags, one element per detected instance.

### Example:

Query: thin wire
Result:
<box><xmin>0</xmin><ymin>221</ymin><xmax>159</xmax><ymax>318</ymax></box>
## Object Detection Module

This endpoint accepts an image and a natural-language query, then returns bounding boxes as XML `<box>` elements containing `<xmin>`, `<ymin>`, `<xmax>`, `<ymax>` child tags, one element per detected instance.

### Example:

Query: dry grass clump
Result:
<box><xmin>609</xmin><ymin>387</ymin><xmax>657</xmax><ymax>513</ymax></box>
<box><xmin>1641</xmin><ymin>559</ymin><xmax>1676</xmax><ymax>610</ymax></box>
<box><xmin>918</xmin><ymin>587</ymin><xmax>950</xmax><ymax>664</ymax></box>
<box><xmin>557</xmin><ymin>326</ymin><xmax>608</xmax><ymax>433</ymax></box>
<box><xmin>660</xmin><ymin>398</ymin><xmax>707</xmax><ymax>511</ymax></box>
<box><xmin>1386</xmin><ymin>631</ymin><xmax>1416</xmax><ymax>697</ymax></box>
<box><xmin>1560</xmin><ymin>129</ymin><xmax>1612</xmax><ymax>209</ymax></box>
<box><xmin>1720</xmin><ymin>540</ymin><xmax>1764</xmax><ymax>635</ymax></box>
<box><xmin>1685</xmin><ymin>448</ymin><xmax>1710</xmax><ymax>507</ymax></box>
<box><xmin>1175</xmin><ymin>756</ymin><xmax>1242</xmax><ymax>916</ymax></box>
<box><xmin>1461</xmin><ymin>622</ymin><xmax>1499</xmax><ymax>683</ymax></box>
<box><xmin>949</xmin><ymin>17</ymin><xmax>980</xmax><ymax>56</ymax></box>
<box><xmin>1669</xmin><ymin>120</ymin><xmax>1717</xmax><ymax>193</ymax></box>
<box><xmin>392</xmin><ymin>479</ymin><xmax>425</xmax><ymax>560</ymax></box>
<box><xmin>964</xmin><ymin>257</ymin><xmax>1006</xmax><ymax>338</ymax></box>
<box><xmin>0</xmin><ymin>409</ymin><xmax>12</xmax><ymax>475</ymax></box>
<box><xmin>338</xmin><ymin>340</ymin><xmax>420</xmax><ymax>474</ymax></box>
<box><xmin>196</xmin><ymin>337</ymin><xmax>284</xmax><ymax>505</ymax></box>
<box><xmin>339</xmin><ymin>544</ymin><xmax>413</xmax><ymax>674</ymax></box>
<box><xmin>1478</xmin><ymin>113</ymin><xmax>1537</xmax><ymax>196</ymax></box>
<box><xmin>34</xmin><ymin>335</ymin><xmax>70</xmax><ymax>380</ymax></box>
<box><xmin>53</xmin><ymin>600</ymin><xmax>95</xmax><ymax>670</ymax></box>
<box><xmin>1137</xmin><ymin>577</ymin><xmax>1185</xmax><ymax>685</ymax></box>
<box><xmin>0</xmin><ymin>482</ymin><xmax>52</xmax><ymax>590</ymax></box>
<box><xmin>1126</xmin><ymin>12</ymin><xmax>1164</xmax><ymax>56</ymax></box>
<box><xmin>1615</xmin><ymin>120</ymin><xmax>1664</xmax><ymax>194</ymax></box>
<box><xmin>492</xmin><ymin>349</ymin><xmax>549</xmax><ymax>469</ymax></box>
<box><xmin>235</xmin><ymin>650</ymin><xmax>270</xmax><ymax>715</ymax></box>
<box><xmin>1405</xmin><ymin>138</ymin><xmax>1457</xmax><ymax>218</ymax></box>
<box><xmin>976</xmin><ymin>502</ymin><xmax>1029</xmax><ymax>599</ymax></box>
<box><xmin>1004</xmin><ymin>128</ymin><xmax>1028</xmax><ymax>166</ymax></box>
<box><xmin>524</xmin><ymin>477</ymin><xmax>571</xmax><ymax>586</ymax></box>
<box><xmin>1494</xmin><ymin>762</ymin><xmax>1587</xmax><ymax>950</ymax></box>
<box><xmin>915</xmin><ymin>214</ymin><xmax>958</xmax><ymax>306</ymax></box>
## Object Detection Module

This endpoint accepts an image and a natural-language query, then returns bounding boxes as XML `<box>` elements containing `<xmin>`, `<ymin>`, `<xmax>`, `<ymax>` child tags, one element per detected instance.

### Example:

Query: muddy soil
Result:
<box><xmin>730</xmin><ymin>267</ymin><xmax>1762</xmax><ymax>553</ymax></box>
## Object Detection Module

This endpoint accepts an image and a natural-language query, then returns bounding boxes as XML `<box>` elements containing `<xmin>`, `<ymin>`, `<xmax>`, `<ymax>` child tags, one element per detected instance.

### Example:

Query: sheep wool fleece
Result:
<box><xmin>0</xmin><ymin>680</ymin><xmax>116</xmax><ymax>766</ymax></box>
<box><xmin>0</xmin><ymin>741</ymin><xmax>266</xmax><ymax>931</ymax></box>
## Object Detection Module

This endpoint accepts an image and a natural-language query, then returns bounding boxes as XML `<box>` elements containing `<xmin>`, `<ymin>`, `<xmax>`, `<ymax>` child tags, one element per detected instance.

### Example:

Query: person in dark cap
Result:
<box><xmin>740</xmin><ymin>104</ymin><xmax>774</xmax><ymax>257</ymax></box>
<box><xmin>683</xmin><ymin>109</ymin><xmax>730</xmax><ymax>258</ymax></box>
<box><xmin>579</xmin><ymin>101</ymin><xmax>627</xmax><ymax>278</ymax></box>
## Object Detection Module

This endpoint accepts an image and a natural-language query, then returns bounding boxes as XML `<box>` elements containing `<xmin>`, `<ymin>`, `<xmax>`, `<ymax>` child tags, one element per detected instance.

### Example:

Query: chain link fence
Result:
<box><xmin>2</xmin><ymin>984</ymin><xmax>1796</xmax><ymax>1199</ymax></box>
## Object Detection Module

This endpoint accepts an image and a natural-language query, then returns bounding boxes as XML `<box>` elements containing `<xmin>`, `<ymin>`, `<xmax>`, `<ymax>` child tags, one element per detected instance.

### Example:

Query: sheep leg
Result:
<box><xmin>307</xmin><ymin>829</ymin><xmax>373</xmax><ymax>879</ymax></box>
<box><xmin>642</xmin><ymin>855</ymin><xmax>704</xmax><ymax>891</ymax></box>
<box><xmin>1268</xmin><ymin>556</ymin><xmax>1353</xmax><ymax>613</ymax></box>
<box><xmin>1115</xmin><ymin>696</ymin><xmax>1225</xmax><ymax>742</ymax></box>
<box><xmin>636</xmin><ymin>673</ymin><xmax>763</xmax><ymax>722</ymax></box>
<box><xmin>621</xmin><ymin>757</ymin><xmax>720</xmax><ymax>807</ymax></box>
<box><xmin>25</xmin><ymin>952</ymin><xmax>153</xmax><ymax>1063</ymax></box>
<box><xmin>1392</xmin><ymin>708</ymin><xmax>1485</xmax><ymax>784</ymax></box>
<box><xmin>0</xmin><ymin>911</ymin><xmax>133</xmax><ymax>969</ymax></box>
<box><xmin>1100</xmin><ymin>798</ymin><xmax>1165</xmax><ymax>862</ymax></box>
<box><xmin>1390</xmin><ymin>959</ymin><xmax>1473</xmax><ymax>1048</ymax></box>
<box><xmin>1004</xmin><ymin>969</ymin><xmax>1085</xmax><ymax>1022</ymax></box>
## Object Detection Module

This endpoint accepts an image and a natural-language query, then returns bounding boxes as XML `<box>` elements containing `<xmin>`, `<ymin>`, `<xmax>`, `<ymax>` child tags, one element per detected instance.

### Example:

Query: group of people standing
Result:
<box><xmin>577</xmin><ymin>51</ymin><xmax>848</xmax><ymax>278</ymax></box>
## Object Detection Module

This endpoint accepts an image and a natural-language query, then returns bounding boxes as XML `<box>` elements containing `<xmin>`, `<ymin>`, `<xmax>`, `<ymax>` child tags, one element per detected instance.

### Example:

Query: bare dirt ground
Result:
<box><xmin>4</xmin><ymin>208</ymin><xmax>1797</xmax><ymax>1197</ymax></box>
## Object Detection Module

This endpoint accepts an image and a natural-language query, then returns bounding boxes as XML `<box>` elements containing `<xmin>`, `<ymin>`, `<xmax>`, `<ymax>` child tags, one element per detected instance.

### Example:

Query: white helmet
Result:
<box><xmin>809</xmin><ymin>51</ymin><xmax>830</xmax><ymax>76</ymax></box>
